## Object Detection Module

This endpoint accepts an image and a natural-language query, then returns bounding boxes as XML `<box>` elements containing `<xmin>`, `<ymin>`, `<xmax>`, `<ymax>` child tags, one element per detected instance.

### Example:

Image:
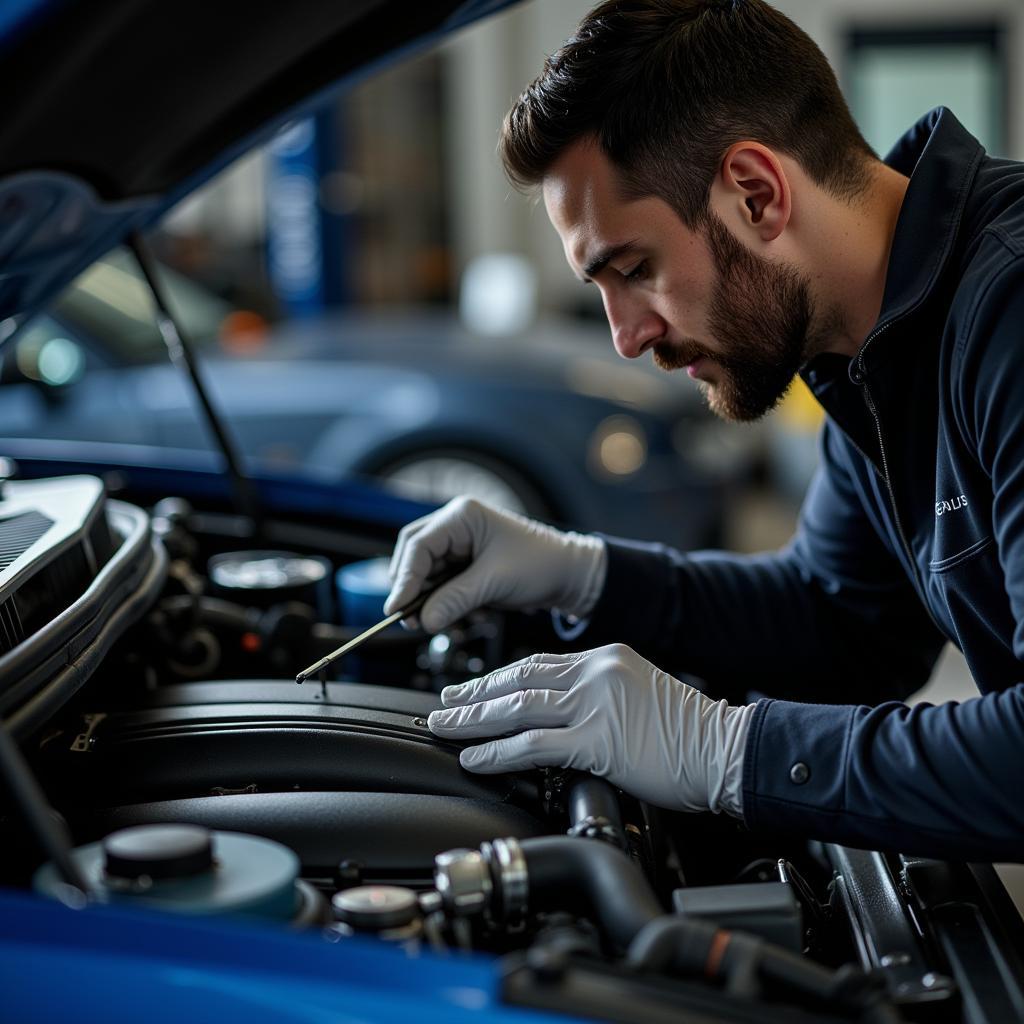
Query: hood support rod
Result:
<box><xmin>0</xmin><ymin>717</ymin><xmax>90</xmax><ymax>898</ymax></box>
<box><xmin>129</xmin><ymin>233</ymin><xmax>262</xmax><ymax>539</ymax></box>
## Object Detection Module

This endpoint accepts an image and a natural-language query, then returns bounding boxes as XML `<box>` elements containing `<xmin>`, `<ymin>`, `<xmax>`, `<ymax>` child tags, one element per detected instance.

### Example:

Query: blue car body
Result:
<box><xmin>0</xmin><ymin>889</ymin><xmax>566</xmax><ymax>1024</ymax></box>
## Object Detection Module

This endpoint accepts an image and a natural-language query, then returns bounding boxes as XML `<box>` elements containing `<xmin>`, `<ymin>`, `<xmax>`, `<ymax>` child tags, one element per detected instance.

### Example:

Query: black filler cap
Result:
<box><xmin>103</xmin><ymin>824</ymin><xmax>214</xmax><ymax>881</ymax></box>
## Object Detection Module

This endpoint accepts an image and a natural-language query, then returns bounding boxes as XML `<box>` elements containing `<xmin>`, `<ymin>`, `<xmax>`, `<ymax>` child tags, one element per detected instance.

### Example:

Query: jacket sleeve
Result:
<box><xmin>743</xmin><ymin>260</ymin><xmax>1024</xmax><ymax>861</ymax></box>
<box><xmin>741</xmin><ymin>689</ymin><xmax>1024</xmax><ymax>860</ymax></box>
<box><xmin>582</xmin><ymin>419</ymin><xmax>945</xmax><ymax>704</ymax></box>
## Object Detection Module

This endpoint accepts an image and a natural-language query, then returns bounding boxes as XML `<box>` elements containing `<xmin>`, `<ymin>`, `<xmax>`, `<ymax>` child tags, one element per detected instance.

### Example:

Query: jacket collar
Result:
<box><xmin>870</xmin><ymin>106</ymin><xmax>984</xmax><ymax>340</ymax></box>
<box><xmin>802</xmin><ymin>107</ymin><xmax>983</xmax><ymax>397</ymax></box>
<box><xmin>798</xmin><ymin>109</ymin><xmax>983</xmax><ymax>457</ymax></box>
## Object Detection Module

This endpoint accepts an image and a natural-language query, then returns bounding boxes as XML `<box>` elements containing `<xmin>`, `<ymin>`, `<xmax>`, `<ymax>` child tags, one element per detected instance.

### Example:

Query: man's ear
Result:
<box><xmin>711</xmin><ymin>142</ymin><xmax>791</xmax><ymax>243</ymax></box>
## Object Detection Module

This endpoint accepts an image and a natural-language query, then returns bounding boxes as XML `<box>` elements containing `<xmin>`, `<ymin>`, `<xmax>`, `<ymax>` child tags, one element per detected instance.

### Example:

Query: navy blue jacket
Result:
<box><xmin>584</xmin><ymin>109</ymin><xmax>1024</xmax><ymax>861</ymax></box>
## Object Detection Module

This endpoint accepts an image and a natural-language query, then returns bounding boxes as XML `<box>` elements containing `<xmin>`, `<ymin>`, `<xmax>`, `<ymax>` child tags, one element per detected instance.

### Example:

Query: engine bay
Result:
<box><xmin>2</xmin><ymin>475</ymin><xmax>1023</xmax><ymax>1024</ymax></box>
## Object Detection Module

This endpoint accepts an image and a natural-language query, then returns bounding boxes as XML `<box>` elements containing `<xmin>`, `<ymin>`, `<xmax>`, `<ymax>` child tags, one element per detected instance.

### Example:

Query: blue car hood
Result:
<box><xmin>0</xmin><ymin>0</ymin><xmax>517</xmax><ymax>327</ymax></box>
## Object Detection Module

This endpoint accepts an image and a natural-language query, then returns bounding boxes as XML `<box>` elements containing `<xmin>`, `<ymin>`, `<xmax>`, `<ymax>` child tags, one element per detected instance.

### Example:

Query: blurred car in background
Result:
<box><xmin>0</xmin><ymin>250</ymin><xmax>762</xmax><ymax>548</ymax></box>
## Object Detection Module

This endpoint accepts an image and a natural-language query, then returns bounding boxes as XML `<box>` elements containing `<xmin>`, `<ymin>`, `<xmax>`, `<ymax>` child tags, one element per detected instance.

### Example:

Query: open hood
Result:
<box><xmin>0</xmin><ymin>0</ymin><xmax>517</xmax><ymax>326</ymax></box>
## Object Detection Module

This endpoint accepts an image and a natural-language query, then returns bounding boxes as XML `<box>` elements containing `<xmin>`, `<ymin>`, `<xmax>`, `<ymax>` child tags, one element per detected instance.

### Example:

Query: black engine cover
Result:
<box><xmin>41</xmin><ymin>680</ymin><xmax>547</xmax><ymax>877</ymax></box>
<box><xmin>78</xmin><ymin>791</ymin><xmax>547</xmax><ymax>879</ymax></box>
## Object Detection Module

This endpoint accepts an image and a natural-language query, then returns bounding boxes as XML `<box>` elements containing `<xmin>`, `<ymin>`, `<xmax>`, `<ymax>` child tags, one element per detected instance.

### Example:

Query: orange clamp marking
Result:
<box><xmin>705</xmin><ymin>929</ymin><xmax>732</xmax><ymax>980</ymax></box>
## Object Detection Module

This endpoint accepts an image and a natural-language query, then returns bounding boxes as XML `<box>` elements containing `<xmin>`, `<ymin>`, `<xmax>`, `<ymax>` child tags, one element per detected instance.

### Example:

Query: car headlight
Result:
<box><xmin>589</xmin><ymin>415</ymin><xmax>648</xmax><ymax>479</ymax></box>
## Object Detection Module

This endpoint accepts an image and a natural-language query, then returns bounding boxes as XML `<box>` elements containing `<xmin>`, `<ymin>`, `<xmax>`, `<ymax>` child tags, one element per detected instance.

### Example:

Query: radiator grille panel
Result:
<box><xmin>0</xmin><ymin>509</ymin><xmax>54</xmax><ymax>571</ymax></box>
<box><xmin>0</xmin><ymin>596</ymin><xmax>23</xmax><ymax>651</ymax></box>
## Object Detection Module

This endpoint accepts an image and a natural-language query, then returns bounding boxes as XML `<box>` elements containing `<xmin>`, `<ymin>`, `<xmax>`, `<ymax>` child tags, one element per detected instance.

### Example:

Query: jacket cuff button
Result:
<box><xmin>789</xmin><ymin>762</ymin><xmax>810</xmax><ymax>785</ymax></box>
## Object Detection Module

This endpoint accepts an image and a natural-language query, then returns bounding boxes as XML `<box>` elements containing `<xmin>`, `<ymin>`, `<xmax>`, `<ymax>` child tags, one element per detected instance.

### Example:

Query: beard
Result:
<box><xmin>653</xmin><ymin>211</ymin><xmax>823</xmax><ymax>422</ymax></box>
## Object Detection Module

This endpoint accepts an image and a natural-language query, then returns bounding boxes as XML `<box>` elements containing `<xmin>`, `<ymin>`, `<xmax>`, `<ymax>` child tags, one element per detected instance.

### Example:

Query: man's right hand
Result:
<box><xmin>384</xmin><ymin>497</ymin><xmax>607</xmax><ymax>634</ymax></box>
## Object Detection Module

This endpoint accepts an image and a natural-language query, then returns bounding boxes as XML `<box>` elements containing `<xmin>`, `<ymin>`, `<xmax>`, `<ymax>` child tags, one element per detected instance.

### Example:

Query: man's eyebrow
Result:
<box><xmin>581</xmin><ymin>239</ymin><xmax>641</xmax><ymax>281</ymax></box>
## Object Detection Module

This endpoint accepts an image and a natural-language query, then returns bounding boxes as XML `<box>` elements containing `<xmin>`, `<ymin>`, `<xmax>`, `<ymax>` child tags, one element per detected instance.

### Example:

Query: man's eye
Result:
<box><xmin>624</xmin><ymin>261</ymin><xmax>649</xmax><ymax>282</ymax></box>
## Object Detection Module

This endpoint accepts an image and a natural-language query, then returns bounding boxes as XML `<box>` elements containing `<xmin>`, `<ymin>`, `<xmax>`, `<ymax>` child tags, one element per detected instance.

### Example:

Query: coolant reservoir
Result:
<box><xmin>335</xmin><ymin>556</ymin><xmax>392</xmax><ymax>628</ymax></box>
<box><xmin>34</xmin><ymin>823</ymin><xmax>316</xmax><ymax>924</ymax></box>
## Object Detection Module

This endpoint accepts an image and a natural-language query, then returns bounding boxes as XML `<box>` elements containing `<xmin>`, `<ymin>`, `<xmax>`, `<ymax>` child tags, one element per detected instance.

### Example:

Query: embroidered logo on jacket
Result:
<box><xmin>935</xmin><ymin>495</ymin><xmax>968</xmax><ymax>517</ymax></box>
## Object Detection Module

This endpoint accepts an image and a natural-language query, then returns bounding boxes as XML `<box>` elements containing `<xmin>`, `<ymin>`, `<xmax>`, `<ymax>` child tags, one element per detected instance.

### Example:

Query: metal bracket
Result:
<box><xmin>71</xmin><ymin>713</ymin><xmax>107</xmax><ymax>753</ymax></box>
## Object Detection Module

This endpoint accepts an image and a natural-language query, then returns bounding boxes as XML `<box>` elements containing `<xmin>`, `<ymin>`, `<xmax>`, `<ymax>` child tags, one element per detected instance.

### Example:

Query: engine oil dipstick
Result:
<box><xmin>295</xmin><ymin>587</ymin><xmax>434</xmax><ymax>685</ymax></box>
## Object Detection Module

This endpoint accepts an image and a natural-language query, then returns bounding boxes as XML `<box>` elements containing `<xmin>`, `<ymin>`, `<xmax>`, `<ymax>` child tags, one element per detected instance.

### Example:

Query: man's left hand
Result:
<box><xmin>427</xmin><ymin>643</ymin><xmax>753</xmax><ymax>816</ymax></box>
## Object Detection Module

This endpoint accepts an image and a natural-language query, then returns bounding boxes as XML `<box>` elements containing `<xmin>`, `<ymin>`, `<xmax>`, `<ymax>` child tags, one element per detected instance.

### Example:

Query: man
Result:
<box><xmin>385</xmin><ymin>0</ymin><xmax>1024</xmax><ymax>860</ymax></box>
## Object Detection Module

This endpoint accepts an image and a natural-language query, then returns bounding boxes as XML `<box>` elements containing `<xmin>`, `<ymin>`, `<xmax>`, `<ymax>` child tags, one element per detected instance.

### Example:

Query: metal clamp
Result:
<box><xmin>483</xmin><ymin>837</ymin><xmax>528</xmax><ymax>928</ymax></box>
<box><xmin>566</xmin><ymin>814</ymin><xmax>624</xmax><ymax>847</ymax></box>
<box><xmin>434</xmin><ymin>837</ymin><xmax>529</xmax><ymax>928</ymax></box>
<box><xmin>434</xmin><ymin>848</ymin><xmax>492</xmax><ymax>918</ymax></box>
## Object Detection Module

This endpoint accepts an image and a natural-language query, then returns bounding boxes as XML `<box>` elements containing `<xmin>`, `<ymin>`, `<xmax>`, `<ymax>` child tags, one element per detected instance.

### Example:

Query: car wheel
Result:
<box><xmin>375</xmin><ymin>449</ymin><xmax>553</xmax><ymax>519</ymax></box>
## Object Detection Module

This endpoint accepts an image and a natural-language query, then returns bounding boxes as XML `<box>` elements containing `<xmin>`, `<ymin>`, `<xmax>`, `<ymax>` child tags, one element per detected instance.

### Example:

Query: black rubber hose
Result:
<box><xmin>628</xmin><ymin>916</ymin><xmax>903</xmax><ymax>1024</ymax></box>
<box><xmin>520</xmin><ymin>836</ymin><xmax>662</xmax><ymax>951</ymax></box>
<box><xmin>726</xmin><ymin>940</ymin><xmax>903</xmax><ymax>1024</ymax></box>
<box><xmin>159</xmin><ymin>595</ymin><xmax>252</xmax><ymax>631</ymax></box>
<box><xmin>566</xmin><ymin>774</ymin><xmax>626</xmax><ymax>848</ymax></box>
<box><xmin>627</xmin><ymin>914</ymin><xmax>720</xmax><ymax>974</ymax></box>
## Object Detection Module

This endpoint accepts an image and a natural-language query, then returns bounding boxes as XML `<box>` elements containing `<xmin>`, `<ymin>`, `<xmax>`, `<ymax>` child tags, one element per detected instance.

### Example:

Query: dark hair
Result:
<box><xmin>500</xmin><ymin>0</ymin><xmax>876</xmax><ymax>226</ymax></box>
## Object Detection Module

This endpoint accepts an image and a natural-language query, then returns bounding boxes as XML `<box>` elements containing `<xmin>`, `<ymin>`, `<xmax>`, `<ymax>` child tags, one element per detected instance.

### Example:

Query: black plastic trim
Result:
<box><xmin>826</xmin><ymin>845</ymin><xmax>955</xmax><ymax>1008</ymax></box>
<box><xmin>3</xmin><ymin>501</ymin><xmax>166</xmax><ymax>735</ymax></box>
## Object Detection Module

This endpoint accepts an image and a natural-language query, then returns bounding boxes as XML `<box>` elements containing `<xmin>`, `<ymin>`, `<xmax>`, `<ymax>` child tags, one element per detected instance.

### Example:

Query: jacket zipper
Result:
<box><xmin>855</xmin><ymin>323</ymin><xmax>944</xmax><ymax>635</ymax></box>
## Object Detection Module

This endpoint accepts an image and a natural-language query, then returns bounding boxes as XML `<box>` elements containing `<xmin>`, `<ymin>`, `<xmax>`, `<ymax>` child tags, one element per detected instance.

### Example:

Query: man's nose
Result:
<box><xmin>604</xmin><ymin>294</ymin><xmax>665</xmax><ymax>359</ymax></box>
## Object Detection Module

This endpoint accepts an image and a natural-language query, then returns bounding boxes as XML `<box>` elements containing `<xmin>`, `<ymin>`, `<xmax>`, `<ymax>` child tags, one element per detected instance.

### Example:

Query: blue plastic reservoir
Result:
<box><xmin>336</xmin><ymin>557</ymin><xmax>394</xmax><ymax>628</ymax></box>
<box><xmin>34</xmin><ymin>830</ymin><xmax>299</xmax><ymax>922</ymax></box>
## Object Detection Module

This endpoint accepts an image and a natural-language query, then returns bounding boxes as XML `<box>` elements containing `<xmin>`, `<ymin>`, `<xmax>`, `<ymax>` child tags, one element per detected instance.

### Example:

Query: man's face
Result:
<box><xmin>543</xmin><ymin>139</ymin><xmax>816</xmax><ymax>421</ymax></box>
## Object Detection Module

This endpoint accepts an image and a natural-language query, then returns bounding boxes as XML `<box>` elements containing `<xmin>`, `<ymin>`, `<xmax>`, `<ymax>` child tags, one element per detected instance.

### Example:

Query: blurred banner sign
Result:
<box><xmin>267</xmin><ymin>119</ymin><xmax>325</xmax><ymax>317</ymax></box>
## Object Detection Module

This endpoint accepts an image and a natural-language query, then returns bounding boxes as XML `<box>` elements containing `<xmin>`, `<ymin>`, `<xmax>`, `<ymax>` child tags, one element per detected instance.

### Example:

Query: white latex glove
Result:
<box><xmin>384</xmin><ymin>497</ymin><xmax>606</xmax><ymax>634</ymax></box>
<box><xmin>427</xmin><ymin>644</ymin><xmax>754</xmax><ymax>816</ymax></box>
